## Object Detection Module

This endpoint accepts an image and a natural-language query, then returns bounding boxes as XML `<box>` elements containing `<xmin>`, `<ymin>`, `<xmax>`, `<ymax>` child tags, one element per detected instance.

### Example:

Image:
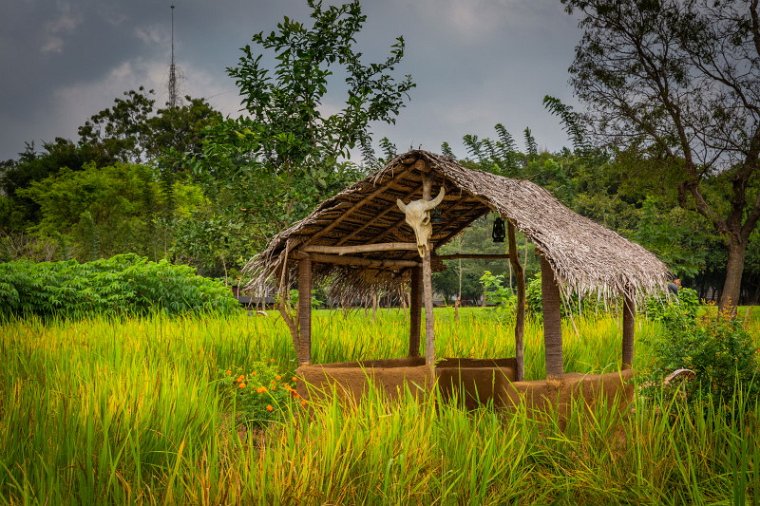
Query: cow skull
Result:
<box><xmin>397</xmin><ymin>187</ymin><xmax>446</xmax><ymax>258</ymax></box>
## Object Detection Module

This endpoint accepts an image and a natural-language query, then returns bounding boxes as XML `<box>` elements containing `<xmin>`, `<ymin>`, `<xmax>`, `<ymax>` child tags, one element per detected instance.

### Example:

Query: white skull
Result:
<box><xmin>396</xmin><ymin>187</ymin><xmax>445</xmax><ymax>258</ymax></box>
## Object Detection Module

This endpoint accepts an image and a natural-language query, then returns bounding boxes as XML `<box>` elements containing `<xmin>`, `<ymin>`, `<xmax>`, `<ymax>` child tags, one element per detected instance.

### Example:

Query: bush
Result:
<box><xmin>0</xmin><ymin>253</ymin><xmax>240</xmax><ymax>320</ymax></box>
<box><xmin>219</xmin><ymin>362</ymin><xmax>303</xmax><ymax>428</ymax></box>
<box><xmin>642</xmin><ymin>308</ymin><xmax>760</xmax><ymax>407</ymax></box>
<box><xmin>645</xmin><ymin>287</ymin><xmax>700</xmax><ymax>321</ymax></box>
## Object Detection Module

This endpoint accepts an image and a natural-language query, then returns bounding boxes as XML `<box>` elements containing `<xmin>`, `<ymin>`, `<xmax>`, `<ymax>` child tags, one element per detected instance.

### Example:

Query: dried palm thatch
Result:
<box><xmin>245</xmin><ymin>150</ymin><xmax>669</xmax><ymax>301</ymax></box>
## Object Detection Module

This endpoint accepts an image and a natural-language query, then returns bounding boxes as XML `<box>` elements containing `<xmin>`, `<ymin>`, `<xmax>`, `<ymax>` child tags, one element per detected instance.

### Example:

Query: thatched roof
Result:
<box><xmin>246</xmin><ymin>150</ymin><xmax>669</xmax><ymax>300</ymax></box>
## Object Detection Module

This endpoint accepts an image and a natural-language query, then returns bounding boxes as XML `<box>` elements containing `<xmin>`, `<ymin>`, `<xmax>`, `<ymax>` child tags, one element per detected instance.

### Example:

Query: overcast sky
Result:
<box><xmin>0</xmin><ymin>0</ymin><xmax>583</xmax><ymax>162</ymax></box>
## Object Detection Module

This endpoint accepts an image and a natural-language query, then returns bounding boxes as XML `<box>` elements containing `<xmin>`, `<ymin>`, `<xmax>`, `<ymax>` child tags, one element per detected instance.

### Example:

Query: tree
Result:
<box><xmin>186</xmin><ymin>0</ymin><xmax>415</xmax><ymax>271</ymax></box>
<box><xmin>226</xmin><ymin>0</ymin><xmax>414</xmax><ymax>170</ymax></box>
<box><xmin>562</xmin><ymin>0</ymin><xmax>760</xmax><ymax>312</ymax></box>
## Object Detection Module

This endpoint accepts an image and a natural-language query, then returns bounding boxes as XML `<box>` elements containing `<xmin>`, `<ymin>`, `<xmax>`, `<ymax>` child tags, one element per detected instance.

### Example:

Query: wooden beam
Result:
<box><xmin>303</xmin><ymin>168</ymin><xmax>412</xmax><ymax>245</ymax></box>
<box><xmin>335</xmin><ymin>184</ymin><xmax>426</xmax><ymax>246</ymax></box>
<box><xmin>435</xmin><ymin>253</ymin><xmax>512</xmax><ymax>261</ymax></box>
<box><xmin>297</xmin><ymin>257</ymin><xmax>312</xmax><ymax>365</ymax></box>
<box><xmin>541</xmin><ymin>255</ymin><xmax>563</xmax><ymax>378</ymax></box>
<box><xmin>409</xmin><ymin>266</ymin><xmax>422</xmax><ymax>357</ymax></box>
<box><xmin>622</xmin><ymin>293</ymin><xmax>635</xmax><ymax>370</ymax></box>
<box><xmin>303</xmin><ymin>253</ymin><xmax>419</xmax><ymax>268</ymax></box>
<box><xmin>302</xmin><ymin>242</ymin><xmax>418</xmax><ymax>255</ymax></box>
<box><xmin>508</xmin><ymin>221</ymin><xmax>526</xmax><ymax>381</ymax></box>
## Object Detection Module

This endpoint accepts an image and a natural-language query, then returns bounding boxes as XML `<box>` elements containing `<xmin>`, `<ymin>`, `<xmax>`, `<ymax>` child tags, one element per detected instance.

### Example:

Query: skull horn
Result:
<box><xmin>396</xmin><ymin>198</ymin><xmax>407</xmax><ymax>212</ymax></box>
<box><xmin>422</xmin><ymin>187</ymin><xmax>446</xmax><ymax>211</ymax></box>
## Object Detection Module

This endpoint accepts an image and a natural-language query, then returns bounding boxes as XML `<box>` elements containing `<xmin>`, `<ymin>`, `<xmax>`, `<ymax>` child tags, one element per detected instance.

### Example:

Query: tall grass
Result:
<box><xmin>0</xmin><ymin>309</ymin><xmax>757</xmax><ymax>504</ymax></box>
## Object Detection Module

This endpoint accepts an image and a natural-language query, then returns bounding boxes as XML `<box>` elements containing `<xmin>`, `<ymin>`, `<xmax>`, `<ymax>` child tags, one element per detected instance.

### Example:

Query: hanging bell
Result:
<box><xmin>492</xmin><ymin>216</ymin><xmax>506</xmax><ymax>243</ymax></box>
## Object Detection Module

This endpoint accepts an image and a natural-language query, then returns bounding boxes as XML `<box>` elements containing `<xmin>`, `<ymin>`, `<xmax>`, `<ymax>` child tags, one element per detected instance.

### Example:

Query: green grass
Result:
<box><xmin>0</xmin><ymin>308</ymin><xmax>758</xmax><ymax>504</ymax></box>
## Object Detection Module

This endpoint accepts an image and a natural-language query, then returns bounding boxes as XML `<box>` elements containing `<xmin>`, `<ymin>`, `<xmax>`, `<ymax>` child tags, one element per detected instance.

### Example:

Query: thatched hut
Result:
<box><xmin>246</xmin><ymin>150</ymin><xmax>669</xmax><ymax>407</ymax></box>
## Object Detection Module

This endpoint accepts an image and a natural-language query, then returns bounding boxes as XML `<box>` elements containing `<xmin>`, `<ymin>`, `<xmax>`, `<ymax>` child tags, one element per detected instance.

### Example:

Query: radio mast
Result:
<box><xmin>168</xmin><ymin>4</ymin><xmax>178</xmax><ymax>107</ymax></box>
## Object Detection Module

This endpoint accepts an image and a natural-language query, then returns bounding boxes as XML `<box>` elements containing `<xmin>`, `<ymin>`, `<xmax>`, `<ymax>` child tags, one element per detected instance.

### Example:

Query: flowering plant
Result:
<box><xmin>219</xmin><ymin>360</ymin><xmax>303</xmax><ymax>427</ymax></box>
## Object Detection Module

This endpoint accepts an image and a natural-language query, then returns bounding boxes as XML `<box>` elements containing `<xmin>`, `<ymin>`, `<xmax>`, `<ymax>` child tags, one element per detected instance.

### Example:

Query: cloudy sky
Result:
<box><xmin>0</xmin><ymin>0</ymin><xmax>583</xmax><ymax>162</ymax></box>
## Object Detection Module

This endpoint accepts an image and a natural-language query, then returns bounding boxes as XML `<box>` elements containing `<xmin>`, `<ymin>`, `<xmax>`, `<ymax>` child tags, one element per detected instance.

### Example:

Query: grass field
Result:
<box><xmin>1</xmin><ymin>308</ymin><xmax>758</xmax><ymax>504</ymax></box>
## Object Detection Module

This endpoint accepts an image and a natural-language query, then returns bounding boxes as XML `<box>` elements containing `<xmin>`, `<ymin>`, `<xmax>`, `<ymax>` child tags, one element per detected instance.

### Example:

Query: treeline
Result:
<box><xmin>1</xmin><ymin>0</ymin><xmax>757</xmax><ymax>305</ymax></box>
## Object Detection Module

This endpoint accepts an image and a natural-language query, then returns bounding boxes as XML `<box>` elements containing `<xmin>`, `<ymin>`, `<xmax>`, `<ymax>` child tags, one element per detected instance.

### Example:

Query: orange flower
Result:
<box><xmin>250</xmin><ymin>371</ymin><xmax>257</xmax><ymax>376</ymax></box>
<box><xmin>236</xmin><ymin>375</ymin><xmax>245</xmax><ymax>383</ymax></box>
<box><xmin>239</xmin><ymin>383</ymin><xmax>246</xmax><ymax>389</ymax></box>
<box><xmin>225</xmin><ymin>370</ymin><xmax>232</xmax><ymax>376</ymax></box>
<box><xmin>266</xmin><ymin>404</ymin><xmax>274</xmax><ymax>412</ymax></box>
<box><xmin>291</xmin><ymin>390</ymin><xmax>300</xmax><ymax>398</ymax></box>
<box><xmin>300</xmin><ymin>399</ymin><xmax>308</xmax><ymax>407</ymax></box>
<box><xmin>275</xmin><ymin>375</ymin><xmax>282</xmax><ymax>381</ymax></box>
<box><xmin>291</xmin><ymin>377</ymin><xmax>298</xmax><ymax>383</ymax></box>
<box><xmin>256</xmin><ymin>386</ymin><xmax>268</xmax><ymax>394</ymax></box>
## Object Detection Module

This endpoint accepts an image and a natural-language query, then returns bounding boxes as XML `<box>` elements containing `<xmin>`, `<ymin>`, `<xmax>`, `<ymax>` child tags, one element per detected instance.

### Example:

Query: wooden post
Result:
<box><xmin>507</xmin><ymin>221</ymin><xmax>526</xmax><ymax>381</ymax></box>
<box><xmin>622</xmin><ymin>293</ymin><xmax>635</xmax><ymax>370</ymax></box>
<box><xmin>409</xmin><ymin>266</ymin><xmax>422</xmax><ymax>357</ymax></box>
<box><xmin>422</xmin><ymin>249</ymin><xmax>435</xmax><ymax>368</ymax></box>
<box><xmin>421</xmin><ymin>176</ymin><xmax>436</xmax><ymax>369</ymax></box>
<box><xmin>297</xmin><ymin>257</ymin><xmax>312</xmax><ymax>364</ymax></box>
<box><xmin>541</xmin><ymin>255</ymin><xmax>563</xmax><ymax>378</ymax></box>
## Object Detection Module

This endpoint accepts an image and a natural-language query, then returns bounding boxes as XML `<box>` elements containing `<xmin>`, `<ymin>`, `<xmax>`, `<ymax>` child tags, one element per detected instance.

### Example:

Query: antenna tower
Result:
<box><xmin>168</xmin><ymin>4</ymin><xmax>178</xmax><ymax>107</ymax></box>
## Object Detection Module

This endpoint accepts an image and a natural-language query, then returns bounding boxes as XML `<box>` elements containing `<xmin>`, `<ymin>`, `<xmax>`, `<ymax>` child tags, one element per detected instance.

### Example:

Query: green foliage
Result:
<box><xmin>646</xmin><ymin>287</ymin><xmax>701</xmax><ymax>322</ymax></box>
<box><xmin>526</xmin><ymin>274</ymin><xmax>543</xmax><ymax>317</ymax></box>
<box><xmin>18</xmin><ymin>163</ymin><xmax>170</xmax><ymax>260</ymax></box>
<box><xmin>479</xmin><ymin>271</ymin><xmax>516</xmax><ymax>310</ymax></box>
<box><xmin>218</xmin><ymin>362</ymin><xmax>302</xmax><ymax>428</ymax></box>
<box><xmin>643</xmin><ymin>310</ymin><xmax>760</xmax><ymax>407</ymax></box>
<box><xmin>0</xmin><ymin>254</ymin><xmax>239</xmax><ymax>320</ymax></box>
<box><xmin>227</xmin><ymin>0</ymin><xmax>414</xmax><ymax>165</ymax></box>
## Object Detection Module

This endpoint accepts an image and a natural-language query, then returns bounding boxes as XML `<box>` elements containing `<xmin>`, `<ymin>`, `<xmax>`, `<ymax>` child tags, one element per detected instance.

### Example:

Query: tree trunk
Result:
<box><xmin>541</xmin><ymin>255</ymin><xmax>563</xmax><ymax>378</ymax></box>
<box><xmin>719</xmin><ymin>239</ymin><xmax>746</xmax><ymax>315</ymax></box>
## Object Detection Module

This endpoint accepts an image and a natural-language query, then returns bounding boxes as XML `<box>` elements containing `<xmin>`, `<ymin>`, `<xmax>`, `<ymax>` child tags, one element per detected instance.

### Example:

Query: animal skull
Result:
<box><xmin>397</xmin><ymin>187</ymin><xmax>446</xmax><ymax>258</ymax></box>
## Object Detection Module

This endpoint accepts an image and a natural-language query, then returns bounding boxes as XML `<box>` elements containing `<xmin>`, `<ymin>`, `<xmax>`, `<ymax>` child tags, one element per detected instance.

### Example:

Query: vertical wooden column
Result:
<box><xmin>297</xmin><ymin>256</ymin><xmax>312</xmax><ymax>364</ymax></box>
<box><xmin>409</xmin><ymin>266</ymin><xmax>422</xmax><ymax>357</ymax></box>
<box><xmin>541</xmin><ymin>255</ymin><xmax>564</xmax><ymax>378</ymax></box>
<box><xmin>622</xmin><ymin>293</ymin><xmax>635</xmax><ymax>370</ymax></box>
<box><xmin>421</xmin><ymin>176</ymin><xmax>436</xmax><ymax>369</ymax></box>
<box><xmin>422</xmin><ymin>250</ymin><xmax>435</xmax><ymax>368</ymax></box>
<box><xmin>507</xmin><ymin>221</ymin><xmax>526</xmax><ymax>381</ymax></box>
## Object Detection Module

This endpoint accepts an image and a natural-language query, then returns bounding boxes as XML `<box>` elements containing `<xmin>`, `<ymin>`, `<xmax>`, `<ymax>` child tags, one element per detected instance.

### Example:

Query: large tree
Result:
<box><xmin>185</xmin><ymin>0</ymin><xmax>415</xmax><ymax>274</ymax></box>
<box><xmin>562</xmin><ymin>0</ymin><xmax>760</xmax><ymax>312</ymax></box>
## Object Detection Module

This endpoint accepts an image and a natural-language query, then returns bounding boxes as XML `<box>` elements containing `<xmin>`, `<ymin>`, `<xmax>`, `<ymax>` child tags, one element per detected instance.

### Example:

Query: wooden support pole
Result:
<box><xmin>622</xmin><ymin>293</ymin><xmax>635</xmax><ymax>370</ymax></box>
<box><xmin>297</xmin><ymin>257</ymin><xmax>312</xmax><ymax>365</ymax></box>
<box><xmin>507</xmin><ymin>221</ymin><xmax>526</xmax><ymax>381</ymax></box>
<box><xmin>409</xmin><ymin>266</ymin><xmax>422</xmax><ymax>357</ymax></box>
<box><xmin>421</xmin><ymin>176</ymin><xmax>436</xmax><ymax>369</ymax></box>
<box><xmin>541</xmin><ymin>255</ymin><xmax>564</xmax><ymax>378</ymax></box>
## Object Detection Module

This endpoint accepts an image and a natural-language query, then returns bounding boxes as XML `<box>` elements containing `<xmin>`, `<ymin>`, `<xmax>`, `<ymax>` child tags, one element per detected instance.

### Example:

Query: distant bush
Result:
<box><xmin>645</xmin><ymin>287</ymin><xmax>700</xmax><ymax>321</ymax></box>
<box><xmin>0</xmin><ymin>253</ymin><xmax>240</xmax><ymax>320</ymax></box>
<box><xmin>525</xmin><ymin>273</ymin><xmax>607</xmax><ymax>319</ymax></box>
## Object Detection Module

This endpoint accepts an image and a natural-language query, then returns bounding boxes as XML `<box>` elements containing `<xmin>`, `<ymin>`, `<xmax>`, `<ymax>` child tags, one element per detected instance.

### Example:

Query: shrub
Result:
<box><xmin>645</xmin><ymin>287</ymin><xmax>700</xmax><ymax>321</ymax></box>
<box><xmin>219</xmin><ymin>361</ymin><xmax>302</xmax><ymax>427</ymax></box>
<box><xmin>642</xmin><ymin>308</ymin><xmax>760</xmax><ymax>407</ymax></box>
<box><xmin>0</xmin><ymin>253</ymin><xmax>240</xmax><ymax>320</ymax></box>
